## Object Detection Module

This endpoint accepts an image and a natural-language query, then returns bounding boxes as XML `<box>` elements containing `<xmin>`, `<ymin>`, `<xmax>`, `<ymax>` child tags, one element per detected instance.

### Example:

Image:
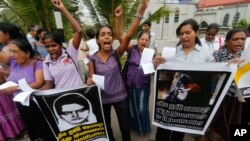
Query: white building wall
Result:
<box><xmin>146</xmin><ymin>1</ymin><xmax>197</xmax><ymax>40</ymax></box>
<box><xmin>143</xmin><ymin>0</ymin><xmax>250</xmax><ymax>53</ymax></box>
<box><xmin>245</xmin><ymin>4</ymin><xmax>250</xmax><ymax>23</ymax></box>
<box><xmin>194</xmin><ymin>3</ymin><xmax>250</xmax><ymax>27</ymax></box>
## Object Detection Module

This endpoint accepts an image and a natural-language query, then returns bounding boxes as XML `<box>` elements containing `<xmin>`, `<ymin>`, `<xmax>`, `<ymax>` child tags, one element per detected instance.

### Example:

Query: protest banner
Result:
<box><xmin>235</xmin><ymin>47</ymin><xmax>250</xmax><ymax>98</ymax></box>
<box><xmin>32</xmin><ymin>86</ymin><xmax>109</xmax><ymax>141</ymax></box>
<box><xmin>153</xmin><ymin>62</ymin><xmax>237</xmax><ymax>135</ymax></box>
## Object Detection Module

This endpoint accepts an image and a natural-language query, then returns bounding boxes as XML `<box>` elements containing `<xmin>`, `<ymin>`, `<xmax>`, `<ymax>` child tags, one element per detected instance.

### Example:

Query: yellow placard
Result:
<box><xmin>235</xmin><ymin>62</ymin><xmax>250</xmax><ymax>86</ymax></box>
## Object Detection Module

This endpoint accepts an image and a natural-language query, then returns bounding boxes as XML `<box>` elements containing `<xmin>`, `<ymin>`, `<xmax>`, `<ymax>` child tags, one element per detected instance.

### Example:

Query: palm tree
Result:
<box><xmin>0</xmin><ymin>0</ymin><xmax>171</xmax><ymax>40</ymax></box>
<box><xmin>81</xmin><ymin>0</ymin><xmax>171</xmax><ymax>35</ymax></box>
<box><xmin>0</xmin><ymin>0</ymin><xmax>80</xmax><ymax>40</ymax></box>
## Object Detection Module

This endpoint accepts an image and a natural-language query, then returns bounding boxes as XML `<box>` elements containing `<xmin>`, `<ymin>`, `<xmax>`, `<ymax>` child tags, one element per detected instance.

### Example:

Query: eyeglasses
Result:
<box><xmin>9</xmin><ymin>49</ymin><xmax>23</xmax><ymax>54</ymax></box>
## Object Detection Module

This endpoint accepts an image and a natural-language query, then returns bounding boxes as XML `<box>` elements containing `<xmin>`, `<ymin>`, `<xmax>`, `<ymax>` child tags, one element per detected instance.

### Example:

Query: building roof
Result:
<box><xmin>198</xmin><ymin>0</ymin><xmax>250</xmax><ymax>8</ymax></box>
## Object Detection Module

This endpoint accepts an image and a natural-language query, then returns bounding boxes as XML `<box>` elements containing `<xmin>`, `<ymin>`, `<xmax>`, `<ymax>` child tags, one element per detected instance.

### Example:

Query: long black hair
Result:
<box><xmin>176</xmin><ymin>19</ymin><xmax>201</xmax><ymax>46</ymax></box>
<box><xmin>95</xmin><ymin>25</ymin><xmax>113</xmax><ymax>49</ymax></box>
<box><xmin>0</xmin><ymin>22</ymin><xmax>25</xmax><ymax>44</ymax></box>
<box><xmin>206</xmin><ymin>23</ymin><xmax>220</xmax><ymax>33</ymax></box>
<box><xmin>35</xmin><ymin>28</ymin><xmax>46</xmax><ymax>41</ymax></box>
<box><xmin>10</xmin><ymin>38</ymin><xmax>35</xmax><ymax>58</ymax></box>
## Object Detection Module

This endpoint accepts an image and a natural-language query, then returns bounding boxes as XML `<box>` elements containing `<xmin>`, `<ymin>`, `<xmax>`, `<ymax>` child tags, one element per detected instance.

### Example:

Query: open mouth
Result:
<box><xmin>182</xmin><ymin>40</ymin><xmax>188</xmax><ymax>43</ymax></box>
<box><xmin>49</xmin><ymin>52</ymin><xmax>58</xmax><ymax>58</ymax></box>
<box><xmin>103</xmin><ymin>41</ymin><xmax>111</xmax><ymax>49</ymax></box>
<box><xmin>104</xmin><ymin>41</ymin><xmax>110</xmax><ymax>45</ymax></box>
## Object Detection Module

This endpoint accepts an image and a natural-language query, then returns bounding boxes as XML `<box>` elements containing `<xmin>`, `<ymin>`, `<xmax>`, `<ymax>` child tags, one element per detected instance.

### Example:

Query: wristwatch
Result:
<box><xmin>135</xmin><ymin>13</ymin><xmax>143</xmax><ymax>20</ymax></box>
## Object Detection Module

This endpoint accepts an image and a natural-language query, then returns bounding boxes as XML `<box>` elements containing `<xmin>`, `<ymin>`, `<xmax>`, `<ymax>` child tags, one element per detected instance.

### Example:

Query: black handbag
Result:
<box><xmin>121</xmin><ymin>46</ymin><xmax>134</xmax><ymax>82</ymax></box>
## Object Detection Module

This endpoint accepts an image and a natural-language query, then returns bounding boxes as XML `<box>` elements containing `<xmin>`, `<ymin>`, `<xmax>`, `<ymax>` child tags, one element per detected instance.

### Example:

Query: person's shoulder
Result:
<box><xmin>36</xmin><ymin>59</ymin><xmax>43</xmax><ymax>64</ymax></box>
<box><xmin>89</xmin><ymin>51</ymin><xmax>98</xmax><ymax>60</ymax></box>
<box><xmin>195</xmin><ymin>44</ymin><xmax>204</xmax><ymax>50</ymax></box>
<box><xmin>213</xmin><ymin>49</ymin><xmax>224</xmax><ymax>58</ymax></box>
<box><xmin>150</xmin><ymin>31</ymin><xmax>156</xmax><ymax>36</ymax></box>
<box><xmin>66</xmin><ymin>42</ymin><xmax>78</xmax><ymax>53</ymax></box>
<box><xmin>199</xmin><ymin>37</ymin><xmax>206</xmax><ymax>42</ymax></box>
<box><xmin>26</xmin><ymin>33</ymin><xmax>32</xmax><ymax>38</ymax></box>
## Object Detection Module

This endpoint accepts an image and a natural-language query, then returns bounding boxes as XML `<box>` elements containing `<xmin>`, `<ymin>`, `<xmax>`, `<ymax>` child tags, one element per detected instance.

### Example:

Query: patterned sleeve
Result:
<box><xmin>213</xmin><ymin>50</ymin><xmax>221</xmax><ymax>62</ymax></box>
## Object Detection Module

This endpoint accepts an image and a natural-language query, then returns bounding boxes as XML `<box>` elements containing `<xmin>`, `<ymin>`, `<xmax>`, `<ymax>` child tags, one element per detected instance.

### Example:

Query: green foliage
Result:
<box><xmin>0</xmin><ymin>0</ymin><xmax>54</xmax><ymax>32</ymax></box>
<box><xmin>0</xmin><ymin>0</ymin><xmax>79</xmax><ymax>41</ymax></box>
<box><xmin>234</xmin><ymin>19</ymin><xmax>250</xmax><ymax>29</ymax></box>
<box><xmin>0</xmin><ymin>0</ymin><xmax>171</xmax><ymax>41</ymax></box>
<box><xmin>81</xmin><ymin>0</ymin><xmax>135</xmax><ymax>34</ymax></box>
<box><xmin>81</xmin><ymin>0</ymin><xmax>171</xmax><ymax>38</ymax></box>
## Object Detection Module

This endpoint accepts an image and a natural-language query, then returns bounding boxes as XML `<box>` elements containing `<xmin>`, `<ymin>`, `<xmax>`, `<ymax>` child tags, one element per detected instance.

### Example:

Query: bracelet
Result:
<box><xmin>135</xmin><ymin>13</ymin><xmax>143</xmax><ymax>20</ymax></box>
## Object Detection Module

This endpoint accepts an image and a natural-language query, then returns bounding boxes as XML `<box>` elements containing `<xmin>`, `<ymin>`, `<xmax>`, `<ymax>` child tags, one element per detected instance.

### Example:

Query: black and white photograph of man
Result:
<box><xmin>53</xmin><ymin>93</ymin><xmax>97</xmax><ymax>131</ymax></box>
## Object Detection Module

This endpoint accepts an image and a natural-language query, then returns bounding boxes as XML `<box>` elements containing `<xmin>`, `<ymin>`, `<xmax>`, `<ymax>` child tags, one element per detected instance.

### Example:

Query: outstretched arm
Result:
<box><xmin>86</xmin><ymin>61</ymin><xmax>95</xmax><ymax>86</ymax></box>
<box><xmin>116</xmin><ymin>0</ymin><xmax>149</xmax><ymax>57</ymax></box>
<box><xmin>51</xmin><ymin>0</ymin><xmax>82</xmax><ymax>49</ymax></box>
<box><xmin>115</xmin><ymin>5</ymin><xmax>123</xmax><ymax>43</ymax></box>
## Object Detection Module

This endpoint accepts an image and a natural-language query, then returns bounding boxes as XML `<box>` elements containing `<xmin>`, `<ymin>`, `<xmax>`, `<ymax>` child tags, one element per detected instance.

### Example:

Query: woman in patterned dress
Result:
<box><xmin>210</xmin><ymin>28</ymin><xmax>247</xmax><ymax>141</ymax></box>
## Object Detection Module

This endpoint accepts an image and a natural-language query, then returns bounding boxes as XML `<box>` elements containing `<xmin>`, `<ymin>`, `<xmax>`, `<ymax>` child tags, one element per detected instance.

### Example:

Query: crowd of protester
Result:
<box><xmin>0</xmin><ymin>0</ymin><xmax>249</xmax><ymax>141</ymax></box>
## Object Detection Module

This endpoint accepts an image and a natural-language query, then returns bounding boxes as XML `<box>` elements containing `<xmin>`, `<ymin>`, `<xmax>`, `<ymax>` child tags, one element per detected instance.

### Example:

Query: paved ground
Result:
<box><xmin>109</xmin><ymin>79</ymin><xmax>195</xmax><ymax>141</ymax></box>
<box><xmin>10</xmin><ymin>78</ymin><xmax>196</xmax><ymax>141</ymax></box>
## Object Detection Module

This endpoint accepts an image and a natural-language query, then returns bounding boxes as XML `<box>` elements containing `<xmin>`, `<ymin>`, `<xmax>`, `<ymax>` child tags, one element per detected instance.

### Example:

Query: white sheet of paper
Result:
<box><xmin>13</xmin><ymin>91</ymin><xmax>33</xmax><ymax>106</ymax></box>
<box><xmin>93</xmin><ymin>74</ymin><xmax>105</xmax><ymax>90</ymax></box>
<box><xmin>0</xmin><ymin>81</ymin><xmax>18</xmax><ymax>89</ymax></box>
<box><xmin>13</xmin><ymin>79</ymin><xmax>36</xmax><ymax>106</ymax></box>
<box><xmin>140</xmin><ymin>48</ymin><xmax>155</xmax><ymax>66</ymax></box>
<box><xmin>241</xmin><ymin>47</ymin><xmax>250</xmax><ymax>61</ymax></box>
<box><xmin>18</xmin><ymin>78</ymin><xmax>36</xmax><ymax>92</ymax></box>
<box><xmin>239</xmin><ymin>47</ymin><xmax>250</xmax><ymax>67</ymax></box>
<box><xmin>161</xmin><ymin>47</ymin><xmax>176</xmax><ymax>60</ymax></box>
<box><xmin>142</xmin><ymin>63</ymin><xmax>155</xmax><ymax>74</ymax></box>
